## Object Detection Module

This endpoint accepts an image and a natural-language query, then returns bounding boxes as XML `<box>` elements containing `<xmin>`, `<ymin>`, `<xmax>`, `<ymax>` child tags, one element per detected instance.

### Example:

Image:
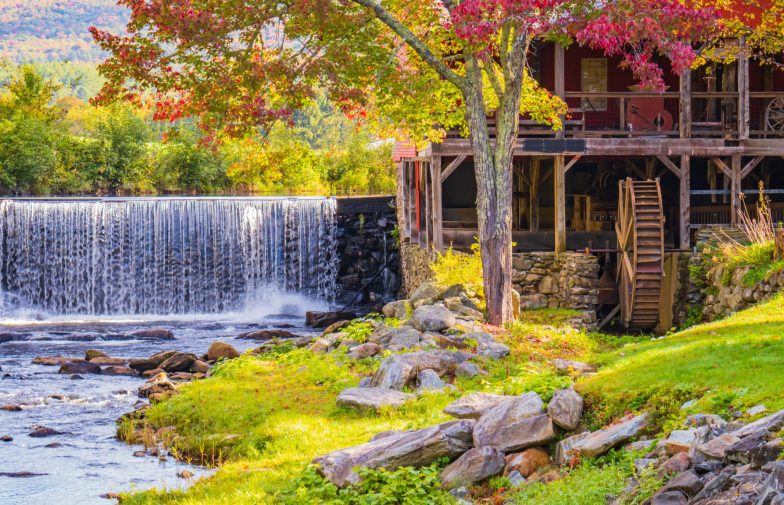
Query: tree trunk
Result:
<box><xmin>463</xmin><ymin>56</ymin><xmax>517</xmax><ymax>325</ymax></box>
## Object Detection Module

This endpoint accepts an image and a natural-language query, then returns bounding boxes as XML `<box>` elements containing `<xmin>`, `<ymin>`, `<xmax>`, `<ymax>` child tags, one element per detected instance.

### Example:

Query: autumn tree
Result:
<box><xmin>92</xmin><ymin>0</ymin><xmax>717</xmax><ymax>324</ymax></box>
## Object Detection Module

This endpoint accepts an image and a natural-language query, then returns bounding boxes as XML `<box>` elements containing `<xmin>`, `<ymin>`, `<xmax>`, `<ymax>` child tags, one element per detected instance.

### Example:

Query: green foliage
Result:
<box><xmin>679</xmin><ymin>304</ymin><xmax>704</xmax><ymax>330</ymax></box>
<box><xmin>340</xmin><ymin>319</ymin><xmax>375</xmax><ymax>344</ymax></box>
<box><xmin>504</xmin><ymin>369</ymin><xmax>573</xmax><ymax>402</ymax></box>
<box><xmin>713</xmin><ymin>240</ymin><xmax>775</xmax><ymax>286</ymax></box>
<box><xmin>432</xmin><ymin>242</ymin><xmax>484</xmax><ymax>303</ymax></box>
<box><xmin>283</xmin><ymin>462</ymin><xmax>453</xmax><ymax>505</ymax></box>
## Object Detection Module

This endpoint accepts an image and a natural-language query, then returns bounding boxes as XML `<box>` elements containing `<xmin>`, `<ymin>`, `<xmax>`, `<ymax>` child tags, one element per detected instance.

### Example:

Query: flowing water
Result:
<box><xmin>0</xmin><ymin>197</ymin><xmax>338</xmax><ymax>505</ymax></box>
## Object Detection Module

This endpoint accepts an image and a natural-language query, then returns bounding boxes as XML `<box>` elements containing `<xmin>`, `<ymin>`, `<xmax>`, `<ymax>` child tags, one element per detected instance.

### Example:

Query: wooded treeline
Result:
<box><xmin>0</xmin><ymin>65</ymin><xmax>395</xmax><ymax>196</ymax></box>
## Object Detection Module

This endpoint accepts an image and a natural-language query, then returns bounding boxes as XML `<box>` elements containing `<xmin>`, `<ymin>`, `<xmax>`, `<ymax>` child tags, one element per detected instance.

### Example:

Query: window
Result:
<box><xmin>581</xmin><ymin>58</ymin><xmax>607</xmax><ymax>111</ymax></box>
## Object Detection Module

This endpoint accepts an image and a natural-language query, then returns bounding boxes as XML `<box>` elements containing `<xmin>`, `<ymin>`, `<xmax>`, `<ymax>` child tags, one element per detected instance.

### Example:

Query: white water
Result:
<box><xmin>0</xmin><ymin>198</ymin><xmax>338</xmax><ymax>318</ymax></box>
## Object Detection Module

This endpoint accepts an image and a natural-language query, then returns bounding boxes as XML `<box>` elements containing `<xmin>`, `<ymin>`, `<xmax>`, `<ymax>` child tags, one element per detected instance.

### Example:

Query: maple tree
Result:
<box><xmin>92</xmin><ymin>0</ymin><xmax>719</xmax><ymax>324</ymax></box>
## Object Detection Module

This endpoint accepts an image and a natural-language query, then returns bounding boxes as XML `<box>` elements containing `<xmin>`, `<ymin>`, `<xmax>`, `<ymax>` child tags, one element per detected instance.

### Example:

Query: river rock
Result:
<box><xmin>159</xmin><ymin>353</ymin><xmax>196</xmax><ymax>373</ymax></box>
<box><xmin>505</xmin><ymin>447</ymin><xmax>553</xmax><ymax>478</ymax></box>
<box><xmin>696</xmin><ymin>433</ymin><xmax>740</xmax><ymax>460</ymax></box>
<box><xmin>89</xmin><ymin>357</ymin><xmax>128</xmax><ymax>365</ymax></box>
<box><xmin>206</xmin><ymin>341</ymin><xmax>240</xmax><ymax>360</ymax></box>
<box><xmin>555</xmin><ymin>414</ymin><xmax>648</xmax><ymax>462</ymax></box>
<box><xmin>409</xmin><ymin>282</ymin><xmax>440</xmax><ymax>304</ymax></box>
<box><xmin>131</xmin><ymin>328</ymin><xmax>174</xmax><ymax>340</ymax></box>
<box><xmin>189</xmin><ymin>360</ymin><xmax>210</xmax><ymax>373</ymax></box>
<box><xmin>29</xmin><ymin>426</ymin><xmax>63</xmax><ymax>438</ymax></box>
<box><xmin>313</xmin><ymin>419</ymin><xmax>475</xmax><ymax>487</ymax></box>
<box><xmin>137</xmin><ymin>372</ymin><xmax>176</xmax><ymax>398</ymax></box>
<box><xmin>238</xmin><ymin>329</ymin><xmax>297</xmax><ymax>341</ymax></box>
<box><xmin>444</xmin><ymin>393</ymin><xmax>514</xmax><ymax>420</ymax></box>
<box><xmin>322</xmin><ymin>320</ymin><xmax>351</xmax><ymax>335</ymax></box>
<box><xmin>101</xmin><ymin>366</ymin><xmax>138</xmax><ymax>376</ymax></box>
<box><xmin>455</xmin><ymin>362</ymin><xmax>482</xmax><ymax>378</ymax></box>
<box><xmin>0</xmin><ymin>334</ymin><xmax>12</xmax><ymax>344</ymax></box>
<box><xmin>348</xmin><ymin>343</ymin><xmax>381</xmax><ymax>360</ymax></box>
<box><xmin>411</xmin><ymin>304</ymin><xmax>456</xmax><ymax>332</ymax></box>
<box><xmin>440</xmin><ymin>446</ymin><xmax>505</xmax><ymax>490</ymax></box>
<box><xmin>473</xmin><ymin>393</ymin><xmax>557</xmax><ymax>452</ymax></box>
<box><xmin>1</xmin><ymin>404</ymin><xmax>22</xmax><ymax>412</ymax></box>
<box><xmin>305</xmin><ymin>311</ymin><xmax>357</xmax><ymax>329</ymax></box>
<box><xmin>336</xmin><ymin>387</ymin><xmax>415</xmax><ymax>412</ymax></box>
<box><xmin>0</xmin><ymin>435</ymin><xmax>12</xmax><ymax>441</ymax></box>
<box><xmin>32</xmin><ymin>356</ymin><xmax>76</xmax><ymax>366</ymax></box>
<box><xmin>382</xmin><ymin>300</ymin><xmax>410</xmax><ymax>319</ymax></box>
<box><xmin>371</xmin><ymin>351</ymin><xmax>465</xmax><ymax>390</ymax></box>
<box><xmin>386</xmin><ymin>328</ymin><xmax>422</xmax><ymax>351</ymax></box>
<box><xmin>547</xmin><ymin>389</ymin><xmax>584</xmax><ymax>431</ymax></box>
<box><xmin>128</xmin><ymin>358</ymin><xmax>158</xmax><ymax>372</ymax></box>
<box><xmin>651</xmin><ymin>491</ymin><xmax>688</xmax><ymax>505</ymax></box>
<box><xmin>58</xmin><ymin>361</ymin><xmax>101</xmax><ymax>375</ymax></box>
<box><xmin>85</xmin><ymin>350</ymin><xmax>108</xmax><ymax>361</ymax></box>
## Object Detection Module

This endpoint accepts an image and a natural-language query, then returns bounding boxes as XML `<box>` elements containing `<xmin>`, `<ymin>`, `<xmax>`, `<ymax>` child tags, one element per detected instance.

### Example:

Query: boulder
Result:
<box><xmin>305</xmin><ymin>311</ymin><xmax>357</xmax><ymax>329</ymax></box>
<box><xmin>89</xmin><ymin>357</ymin><xmax>127</xmax><ymax>365</ymax></box>
<box><xmin>1</xmin><ymin>404</ymin><xmax>22</xmax><ymax>412</ymax></box>
<box><xmin>137</xmin><ymin>372</ymin><xmax>176</xmax><ymax>398</ymax></box>
<box><xmin>734</xmin><ymin>408</ymin><xmax>784</xmax><ymax>437</ymax></box>
<box><xmin>29</xmin><ymin>426</ymin><xmax>63</xmax><ymax>438</ymax></box>
<box><xmin>58</xmin><ymin>361</ymin><xmax>101</xmax><ymax>375</ymax></box>
<box><xmin>455</xmin><ymin>362</ymin><xmax>482</xmax><ymax>378</ymax></box>
<box><xmin>84</xmin><ymin>350</ymin><xmax>108</xmax><ymax>361</ymax></box>
<box><xmin>148</xmin><ymin>350</ymin><xmax>178</xmax><ymax>367</ymax></box>
<box><xmin>159</xmin><ymin>353</ymin><xmax>197</xmax><ymax>373</ymax></box>
<box><xmin>444</xmin><ymin>297</ymin><xmax>484</xmax><ymax>321</ymax></box>
<box><xmin>313</xmin><ymin>419</ymin><xmax>475</xmax><ymax>487</ymax></box>
<box><xmin>382</xmin><ymin>300</ymin><xmax>410</xmax><ymax>319</ymax></box>
<box><xmin>511</xmin><ymin>289</ymin><xmax>521</xmax><ymax>320</ymax></box>
<box><xmin>128</xmin><ymin>358</ymin><xmax>158</xmax><ymax>373</ymax></box>
<box><xmin>552</xmin><ymin>359</ymin><xmax>596</xmax><ymax>376</ymax></box>
<box><xmin>238</xmin><ymin>329</ymin><xmax>297</xmax><ymax>341</ymax></box>
<box><xmin>416</xmin><ymin>369</ymin><xmax>446</xmax><ymax>393</ymax></box>
<box><xmin>477</xmin><ymin>341</ymin><xmax>510</xmax><ymax>360</ymax></box>
<box><xmin>660</xmin><ymin>429</ymin><xmax>701</xmax><ymax>456</ymax></box>
<box><xmin>504</xmin><ymin>447</ymin><xmax>552</xmax><ymax>478</ymax></box>
<box><xmin>189</xmin><ymin>360</ymin><xmax>210</xmax><ymax>373</ymax></box>
<box><xmin>32</xmin><ymin>356</ymin><xmax>76</xmax><ymax>366</ymax></box>
<box><xmin>725</xmin><ymin>431</ymin><xmax>768</xmax><ymax>464</ymax></box>
<box><xmin>101</xmin><ymin>366</ymin><xmax>138</xmax><ymax>376</ymax></box>
<box><xmin>444</xmin><ymin>393</ymin><xmax>515</xmax><ymax>420</ymax></box>
<box><xmin>755</xmin><ymin>461</ymin><xmax>784</xmax><ymax>505</ymax></box>
<box><xmin>322</xmin><ymin>320</ymin><xmax>351</xmax><ymax>335</ymax></box>
<box><xmin>439</xmin><ymin>284</ymin><xmax>467</xmax><ymax>300</ymax></box>
<box><xmin>386</xmin><ymin>328</ymin><xmax>422</xmax><ymax>351</ymax></box>
<box><xmin>651</xmin><ymin>491</ymin><xmax>688</xmax><ymax>505</ymax></box>
<box><xmin>440</xmin><ymin>446</ymin><xmax>505</xmax><ymax>490</ymax></box>
<box><xmin>409</xmin><ymin>282</ymin><xmax>440</xmax><ymax>304</ymax></box>
<box><xmin>206</xmin><ymin>342</ymin><xmax>240</xmax><ymax>361</ymax></box>
<box><xmin>696</xmin><ymin>433</ymin><xmax>740</xmax><ymax>460</ymax></box>
<box><xmin>371</xmin><ymin>351</ymin><xmax>465</xmax><ymax>390</ymax></box>
<box><xmin>690</xmin><ymin>467</ymin><xmax>736</xmax><ymax>503</ymax></box>
<box><xmin>659</xmin><ymin>453</ymin><xmax>692</xmax><ymax>475</ymax></box>
<box><xmin>751</xmin><ymin>439</ymin><xmax>784</xmax><ymax>470</ymax></box>
<box><xmin>546</xmin><ymin>389</ymin><xmax>584</xmax><ymax>431</ymax></box>
<box><xmin>131</xmin><ymin>328</ymin><xmax>174</xmax><ymax>340</ymax></box>
<box><xmin>473</xmin><ymin>393</ymin><xmax>557</xmax><ymax>452</ymax></box>
<box><xmin>555</xmin><ymin>414</ymin><xmax>648</xmax><ymax>462</ymax></box>
<box><xmin>411</xmin><ymin>304</ymin><xmax>456</xmax><ymax>332</ymax></box>
<box><xmin>348</xmin><ymin>343</ymin><xmax>381</xmax><ymax>360</ymax></box>
<box><xmin>659</xmin><ymin>470</ymin><xmax>703</xmax><ymax>497</ymax></box>
<box><xmin>336</xmin><ymin>387</ymin><xmax>415</xmax><ymax>412</ymax></box>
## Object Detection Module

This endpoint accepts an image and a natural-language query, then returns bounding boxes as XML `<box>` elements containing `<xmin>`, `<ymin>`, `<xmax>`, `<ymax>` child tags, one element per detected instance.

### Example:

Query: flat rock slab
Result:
<box><xmin>238</xmin><ymin>330</ymin><xmax>297</xmax><ymax>341</ymax></box>
<box><xmin>440</xmin><ymin>446</ymin><xmax>505</xmax><ymax>490</ymax></box>
<box><xmin>473</xmin><ymin>393</ymin><xmax>557</xmax><ymax>452</ymax></box>
<box><xmin>696</xmin><ymin>433</ymin><xmax>740</xmax><ymax>460</ymax></box>
<box><xmin>734</xmin><ymin>408</ymin><xmax>784</xmax><ymax>437</ymax></box>
<box><xmin>556</xmin><ymin>413</ymin><xmax>648</xmax><ymax>462</ymax></box>
<box><xmin>313</xmin><ymin>419</ymin><xmax>475</xmax><ymax>487</ymax></box>
<box><xmin>444</xmin><ymin>393</ymin><xmax>515</xmax><ymax>420</ymax></box>
<box><xmin>336</xmin><ymin>387</ymin><xmax>415</xmax><ymax>412</ymax></box>
<box><xmin>131</xmin><ymin>328</ymin><xmax>174</xmax><ymax>340</ymax></box>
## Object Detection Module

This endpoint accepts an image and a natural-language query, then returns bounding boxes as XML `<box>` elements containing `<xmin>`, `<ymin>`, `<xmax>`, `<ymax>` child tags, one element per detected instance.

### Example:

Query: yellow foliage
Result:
<box><xmin>431</xmin><ymin>242</ymin><xmax>485</xmax><ymax>303</ymax></box>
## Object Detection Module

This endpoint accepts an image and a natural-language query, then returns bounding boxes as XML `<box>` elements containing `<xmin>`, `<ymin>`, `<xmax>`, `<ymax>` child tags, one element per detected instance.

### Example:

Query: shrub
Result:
<box><xmin>432</xmin><ymin>241</ymin><xmax>484</xmax><ymax>302</ymax></box>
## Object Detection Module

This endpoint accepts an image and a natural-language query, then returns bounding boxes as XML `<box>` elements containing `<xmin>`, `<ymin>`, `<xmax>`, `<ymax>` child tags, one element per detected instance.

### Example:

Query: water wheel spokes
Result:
<box><xmin>766</xmin><ymin>97</ymin><xmax>784</xmax><ymax>133</ymax></box>
<box><xmin>615</xmin><ymin>178</ymin><xmax>664</xmax><ymax>331</ymax></box>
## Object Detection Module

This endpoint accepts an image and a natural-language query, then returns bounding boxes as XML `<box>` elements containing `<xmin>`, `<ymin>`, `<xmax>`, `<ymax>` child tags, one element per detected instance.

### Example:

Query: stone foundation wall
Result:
<box><xmin>512</xmin><ymin>252</ymin><xmax>599</xmax><ymax>310</ymax></box>
<box><xmin>399</xmin><ymin>242</ymin><xmax>433</xmax><ymax>298</ymax></box>
<box><xmin>335</xmin><ymin>197</ymin><xmax>400</xmax><ymax>309</ymax></box>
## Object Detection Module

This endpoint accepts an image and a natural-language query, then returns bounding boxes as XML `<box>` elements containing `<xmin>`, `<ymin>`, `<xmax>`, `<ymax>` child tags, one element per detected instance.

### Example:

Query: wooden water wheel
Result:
<box><xmin>765</xmin><ymin>97</ymin><xmax>784</xmax><ymax>133</ymax></box>
<box><xmin>615</xmin><ymin>178</ymin><xmax>665</xmax><ymax>330</ymax></box>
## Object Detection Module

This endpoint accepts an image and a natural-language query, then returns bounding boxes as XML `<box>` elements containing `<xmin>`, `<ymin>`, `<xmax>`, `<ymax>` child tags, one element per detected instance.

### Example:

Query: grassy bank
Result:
<box><xmin>119</xmin><ymin>295</ymin><xmax>784</xmax><ymax>504</ymax></box>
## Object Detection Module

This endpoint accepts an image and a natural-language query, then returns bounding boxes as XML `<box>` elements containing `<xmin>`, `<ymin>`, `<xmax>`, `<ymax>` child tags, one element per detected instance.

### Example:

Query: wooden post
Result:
<box><xmin>679</xmin><ymin>68</ymin><xmax>692</xmax><ymax>138</ymax></box>
<box><xmin>680</xmin><ymin>155</ymin><xmax>691</xmax><ymax>249</ymax></box>
<box><xmin>731</xmin><ymin>155</ymin><xmax>742</xmax><ymax>226</ymax></box>
<box><xmin>554</xmin><ymin>155</ymin><xmax>566</xmax><ymax>253</ymax></box>
<box><xmin>738</xmin><ymin>38</ymin><xmax>750</xmax><ymax>140</ymax></box>
<box><xmin>529</xmin><ymin>159</ymin><xmax>540</xmax><ymax>232</ymax></box>
<box><xmin>430</xmin><ymin>156</ymin><xmax>444</xmax><ymax>252</ymax></box>
<box><xmin>554</xmin><ymin>43</ymin><xmax>565</xmax><ymax>140</ymax></box>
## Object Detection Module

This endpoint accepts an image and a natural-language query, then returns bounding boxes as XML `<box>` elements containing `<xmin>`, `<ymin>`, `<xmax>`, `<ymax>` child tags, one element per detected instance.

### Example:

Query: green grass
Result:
<box><xmin>579</xmin><ymin>291</ymin><xmax>784</xmax><ymax>431</ymax></box>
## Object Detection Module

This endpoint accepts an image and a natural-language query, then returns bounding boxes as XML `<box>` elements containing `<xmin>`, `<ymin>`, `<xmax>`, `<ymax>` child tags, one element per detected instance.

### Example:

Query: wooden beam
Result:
<box><xmin>656</xmin><ymin>155</ymin><xmax>682</xmax><ymax>178</ymax></box>
<box><xmin>680</xmin><ymin>68</ymin><xmax>692</xmax><ymax>138</ymax></box>
<box><xmin>680</xmin><ymin>155</ymin><xmax>691</xmax><ymax>249</ymax></box>
<box><xmin>554</xmin><ymin>156</ymin><xmax>566</xmax><ymax>254</ymax></box>
<box><xmin>541</xmin><ymin>166</ymin><xmax>554</xmax><ymax>184</ymax></box>
<box><xmin>563</xmin><ymin>155</ymin><xmax>582</xmax><ymax>173</ymax></box>
<box><xmin>712</xmin><ymin>157</ymin><xmax>732</xmax><ymax>178</ymax></box>
<box><xmin>623</xmin><ymin>160</ymin><xmax>646</xmax><ymax>180</ymax></box>
<box><xmin>738</xmin><ymin>38</ymin><xmax>750</xmax><ymax>140</ymax></box>
<box><xmin>529</xmin><ymin>159</ymin><xmax>540</xmax><ymax>232</ymax></box>
<box><xmin>430</xmin><ymin>156</ymin><xmax>444</xmax><ymax>252</ymax></box>
<box><xmin>440</xmin><ymin>155</ymin><xmax>466</xmax><ymax>183</ymax></box>
<box><xmin>554</xmin><ymin>43</ymin><xmax>565</xmax><ymax>141</ymax></box>
<box><xmin>741</xmin><ymin>156</ymin><xmax>764</xmax><ymax>179</ymax></box>
<box><xmin>731</xmin><ymin>155</ymin><xmax>741</xmax><ymax>226</ymax></box>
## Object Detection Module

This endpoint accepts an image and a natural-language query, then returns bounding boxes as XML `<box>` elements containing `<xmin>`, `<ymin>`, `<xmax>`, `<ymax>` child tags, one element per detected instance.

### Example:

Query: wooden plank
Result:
<box><xmin>440</xmin><ymin>155</ymin><xmax>467</xmax><ymax>183</ymax></box>
<box><xmin>623</xmin><ymin>160</ymin><xmax>646</xmax><ymax>180</ymax></box>
<box><xmin>656</xmin><ymin>155</ymin><xmax>682</xmax><ymax>178</ymax></box>
<box><xmin>564</xmin><ymin>155</ymin><xmax>582</xmax><ymax>173</ymax></box>
<box><xmin>738</xmin><ymin>38</ymin><xmax>750</xmax><ymax>140</ymax></box>
<box><xmin>529</xmin><ymin>159</ymin><xmax>540</xmax><ymax>232</ymax></box>
<box><xmin>554</xmin><ymin>156</ymin><xmax>566</xmax><ymax>254</ymax></box>
<box><xmin>741</xmin><ymin>156</ymin><xmax>764</xmax><ymax>179</ymax></box>
<box><xmin>680</xmin><ymin>155</ymin><xmax>691</xmax><ymax>249</ymax></box>
<box><xmin>731</xmin><ymin>155</ymin><xmax>741</xmax><ymax>226</ymax></box>
<box><xmin>712</xmin><ymin>157</ymin><xmax>732</xmax><ymax>178</ymax></box>
<box><xmin>680</xmin><ymin>68</ymin><xmax>692</xmax><ymax>138</ymax></box>
<box><xmin>430</xmin><ymin>156</ymin><xmax>444</xmax><ymax>252</ymax></box>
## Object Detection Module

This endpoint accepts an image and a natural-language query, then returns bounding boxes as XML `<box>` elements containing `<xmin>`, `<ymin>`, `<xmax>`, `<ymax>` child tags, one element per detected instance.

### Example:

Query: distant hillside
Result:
<box><xmin>0</xmin><ymin>0</ymin><xmax>128</xmax><ymax>63</ymax></box>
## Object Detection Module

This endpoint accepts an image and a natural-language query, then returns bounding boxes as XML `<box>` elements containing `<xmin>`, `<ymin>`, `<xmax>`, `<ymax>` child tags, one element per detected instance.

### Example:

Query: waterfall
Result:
<box><xmin>0</xmin><ymin>198</ymin><xmax>338</xmax><ymax>316</ymax></box>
